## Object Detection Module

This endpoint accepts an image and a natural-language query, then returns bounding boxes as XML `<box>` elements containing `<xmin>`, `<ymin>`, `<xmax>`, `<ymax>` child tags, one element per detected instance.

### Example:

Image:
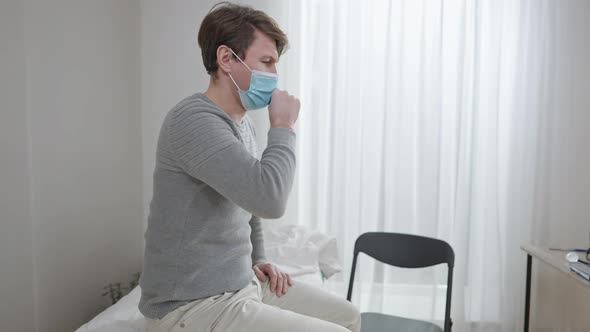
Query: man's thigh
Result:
<box><xmin>212</xmin><ymin>297</ymin><xmax>349</xmax><ymax>332</ymax></box>
<box><xmin>259</xmin><ymin>279</ymin><xmax>361</xmax><ymax>332</ymax></box>
<box><xmin>146</xmin><ymin>279</ymin><xmax>349</xmax><ymax>332</ymax></box>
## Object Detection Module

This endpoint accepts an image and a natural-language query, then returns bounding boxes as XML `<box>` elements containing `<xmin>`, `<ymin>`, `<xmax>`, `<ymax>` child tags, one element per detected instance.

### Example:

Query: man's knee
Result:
<box><xmin>341</xmin><ymin>300</ymin><xmax>361</xmax><ymax>331</ymax></box>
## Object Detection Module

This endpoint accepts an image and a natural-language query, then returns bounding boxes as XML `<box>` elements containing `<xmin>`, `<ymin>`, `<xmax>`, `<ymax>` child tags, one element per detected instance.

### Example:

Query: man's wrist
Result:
<box><xmin>270</xmin><ymin>123</ymin><xmax>294</xmax><ymax>131</ymax></box>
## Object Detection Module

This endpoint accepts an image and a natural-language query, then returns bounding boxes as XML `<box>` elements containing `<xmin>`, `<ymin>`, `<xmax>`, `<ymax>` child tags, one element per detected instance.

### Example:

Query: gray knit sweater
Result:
<box><xmin>138</xmin><ymin>92</ymin><xmax>296</xmax><ymax>319</ymax></box>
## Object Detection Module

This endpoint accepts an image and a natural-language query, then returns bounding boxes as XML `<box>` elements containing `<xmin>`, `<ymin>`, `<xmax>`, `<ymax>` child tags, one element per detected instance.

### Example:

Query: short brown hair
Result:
<box><xmin>197</xmin><ymin>2</ymin><xmax>288</xmax><ymax>78</ymax></box>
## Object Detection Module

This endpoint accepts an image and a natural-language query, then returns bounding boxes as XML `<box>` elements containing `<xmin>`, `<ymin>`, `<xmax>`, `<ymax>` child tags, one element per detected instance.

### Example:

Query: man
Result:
<box><xmin>139</xmin><ymin>2</ymin><xmax>361</xmax><ymax>331</ymax></box>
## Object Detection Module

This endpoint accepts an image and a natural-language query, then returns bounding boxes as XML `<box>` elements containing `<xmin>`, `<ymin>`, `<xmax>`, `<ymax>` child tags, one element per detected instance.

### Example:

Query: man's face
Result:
<box><xmin>232</xmin><ymin>29</ymin><xmax>279</xmax><ymax>91</ymax></box>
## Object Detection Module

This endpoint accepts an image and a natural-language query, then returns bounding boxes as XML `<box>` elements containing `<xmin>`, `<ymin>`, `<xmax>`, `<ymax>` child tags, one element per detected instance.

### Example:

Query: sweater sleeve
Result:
<box><xmin>249</xmin><ymin>216</ymin><xmax>267</xmax><ymax>265</ymax></box>
<box><xmin>167</xmin><ymin>111</ymin><xmax>296</xmax><ymax>219</ymax></box>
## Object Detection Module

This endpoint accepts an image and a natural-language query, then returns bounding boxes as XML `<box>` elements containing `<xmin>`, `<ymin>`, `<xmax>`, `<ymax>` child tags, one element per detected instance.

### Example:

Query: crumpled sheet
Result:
<box><xmin>263</xmin><ymin>223</ymin><xmax>342</xmax><ymax>279</ymax></box>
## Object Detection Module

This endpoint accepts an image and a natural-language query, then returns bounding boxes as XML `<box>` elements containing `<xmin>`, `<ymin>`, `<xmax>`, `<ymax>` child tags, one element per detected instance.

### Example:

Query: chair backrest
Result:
<box><xmin>346</xmin><ymin>232</ymin><xmax>455</xmax><ymax>332</ymax></box>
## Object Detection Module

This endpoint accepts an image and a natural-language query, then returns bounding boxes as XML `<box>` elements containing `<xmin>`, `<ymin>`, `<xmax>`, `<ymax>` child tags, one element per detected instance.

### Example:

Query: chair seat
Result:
<box><xmin>361</xmin><ymin>312</ymin><xmax>443</xmax><ymax>332</ymax></box>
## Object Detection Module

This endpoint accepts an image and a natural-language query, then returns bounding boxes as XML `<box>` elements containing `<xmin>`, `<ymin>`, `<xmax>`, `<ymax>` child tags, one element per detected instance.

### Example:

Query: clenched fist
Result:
<box><xmin>268</xmin><ymin>89</ymin><xmax>300</xmax><ymax>130</ymax></box>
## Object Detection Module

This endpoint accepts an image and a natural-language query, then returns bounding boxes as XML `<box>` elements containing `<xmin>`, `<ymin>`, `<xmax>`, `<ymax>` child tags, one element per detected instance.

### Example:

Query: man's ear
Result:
<box><xmin>217</xmin><ymin>45</ymin><xmax>233</xmax><ymax>74</ymax></box>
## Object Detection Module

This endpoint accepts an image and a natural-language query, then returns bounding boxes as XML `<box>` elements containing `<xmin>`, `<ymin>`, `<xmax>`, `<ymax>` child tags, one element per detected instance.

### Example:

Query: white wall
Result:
<box><xmin>25</xmin><ymin>1</ymin><xmax>143</xmax><ymax>329</ymax></box>
<box><xmin>529</xmin><ymin>1</ymin><xmax>590</xmax><ymax>330</ymax></box>
<box><xmin>533</xmin><ymin>0</ymin><xmax>590</xmax><ymax>250</ymax></box>
<box><xmin>0</xmin><ymin>1</ymin><xmax>35</xmax><ymax>331</ymax></box>
<box><xmin>1</xmin><ymin>1</ymin><xmax>143</xmax><ymax>331</ymax></box>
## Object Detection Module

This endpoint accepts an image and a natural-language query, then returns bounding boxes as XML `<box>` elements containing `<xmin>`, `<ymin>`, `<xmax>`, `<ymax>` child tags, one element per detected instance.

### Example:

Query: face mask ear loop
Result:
<box><xmin>228</xmin><ymin>48</ymin><xmax>253</xmax><ymax>72</ymax></box>
<box><xmin>227</xmin><ymin>72</ymin><xmax>242</xmax><ymax>91</ymax></box>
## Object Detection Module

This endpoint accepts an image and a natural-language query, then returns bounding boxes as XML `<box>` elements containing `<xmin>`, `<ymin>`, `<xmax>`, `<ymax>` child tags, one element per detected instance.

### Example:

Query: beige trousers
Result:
<box><xmin>146</xmin><ymin>277</ymin><xmax>361</xmax><ymax>332</ymax></box>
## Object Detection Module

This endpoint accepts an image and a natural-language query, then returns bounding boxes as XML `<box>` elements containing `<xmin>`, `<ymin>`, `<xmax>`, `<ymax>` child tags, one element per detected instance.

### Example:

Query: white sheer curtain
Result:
<box><xmin>272</xmin><ymin>0</ymin><xmax>569</xmax><ymax>330</ymax></box>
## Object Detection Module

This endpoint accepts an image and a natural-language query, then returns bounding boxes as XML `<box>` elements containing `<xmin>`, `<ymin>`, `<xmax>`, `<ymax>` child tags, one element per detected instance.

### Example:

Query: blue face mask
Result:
<box><xmin>227</xmin><ymin>49</ymin><xmax>278</xmax><ymax>111</ymax></box>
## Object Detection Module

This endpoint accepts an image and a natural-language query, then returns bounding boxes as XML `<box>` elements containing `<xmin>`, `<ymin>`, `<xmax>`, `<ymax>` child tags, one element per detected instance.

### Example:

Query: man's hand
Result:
<box><xmin>253</xmin><ymin>263</ymin><xmax>294</xmax><ymax>297</ymax></box>
<box><xmin>268</xmin><ymin>89</ymin><xmax>300</xmax><ymax>131</ymax></box>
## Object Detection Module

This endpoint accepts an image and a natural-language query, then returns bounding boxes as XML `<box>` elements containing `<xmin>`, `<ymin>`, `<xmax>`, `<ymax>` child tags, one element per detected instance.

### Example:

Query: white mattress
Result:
<box><xmin>76</xmin><ymin>224</ymin><xmax>340</xmax><ymax>332</ymax></box>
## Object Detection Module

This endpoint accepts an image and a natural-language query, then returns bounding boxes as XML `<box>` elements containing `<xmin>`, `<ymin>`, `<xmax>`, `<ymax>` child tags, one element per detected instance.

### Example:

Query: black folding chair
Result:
<box><xmin>346</xmin><ymin>232</ymin><xmax>455</xmax><ymax>332</ymax></box>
